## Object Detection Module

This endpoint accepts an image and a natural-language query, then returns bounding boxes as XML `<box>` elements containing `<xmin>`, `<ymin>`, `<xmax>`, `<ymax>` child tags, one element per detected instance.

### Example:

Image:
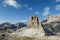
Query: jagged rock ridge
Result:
<box><xmin>42</xmin><ymin>15</ymin><xmax>60</xmax><ymax>35</ymax></box>
<box><xmin>9</xmin><ymin>16</ymin><xmax>45</xmax><ymax>38</ymax></box>
<box><xmin>8</xmin><ymin>15</ymin><xmax>60</xmax><ymax>40</ymax></box>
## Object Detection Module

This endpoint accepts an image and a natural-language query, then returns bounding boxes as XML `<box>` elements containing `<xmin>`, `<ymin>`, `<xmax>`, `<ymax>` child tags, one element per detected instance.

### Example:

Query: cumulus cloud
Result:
<box><xmin>43</xmin><ymin>7</ymin><xmax>50</xmax><ymax>17</ymax></box>
<box><xmin>2</xmin><ymin>0</ymin><xmax>21</xmax><ymax>8</ymax></box>
<box><xmin>56</xmin><ymin>0</ymin><xmax>60</xmax><ymax>2</ymax></box>
<box><xmin>56</xmin><ymin>5</ymin><xmax>60</xmax><ymax>10</ymax></box>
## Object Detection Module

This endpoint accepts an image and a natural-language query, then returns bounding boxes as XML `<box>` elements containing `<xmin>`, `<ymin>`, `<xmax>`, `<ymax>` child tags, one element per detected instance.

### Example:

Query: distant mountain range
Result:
<box><xmin>0</xmin><ymin>22</ymin><xmax>27</xmax><ymax>30</ymax></box>
<box><xmin>0</xmin><ymin>22</ymin><xmax>27</xmax><ymax>40</ymax></box>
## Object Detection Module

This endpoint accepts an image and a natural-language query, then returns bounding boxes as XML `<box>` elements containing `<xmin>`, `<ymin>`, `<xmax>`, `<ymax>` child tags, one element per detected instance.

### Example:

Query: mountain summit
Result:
<box><xmin>9</xmin><ymin>16</ymin><xmax>45</xmax><ymax>38</ymax></box>
<box><xmin>8</xmin><ymin>15</ymin><xmax>60</xmax><ymax>40</ymax></box>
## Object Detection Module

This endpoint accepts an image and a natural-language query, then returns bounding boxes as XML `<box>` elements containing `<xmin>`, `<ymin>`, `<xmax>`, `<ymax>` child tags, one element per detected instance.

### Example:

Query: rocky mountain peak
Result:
<box><xmin>47</xmin><ymin>15</ymin><xmax>60</xmax><ymax>23</ymax></box>
<box><xmin>6</xmin><ymin>15</ymin><xmax>60</xmax><ymax>40</ymax></box>
<box><xmin>9</xmin><ymin>16</ymin><xmax>45</xmax><ymax>38</ymax></box>
<box><xmin>42</xmin><ymin>15</ymin><xmax>60</xmax><ymax>35</ymax></box>
<box><xmin>28</xmin><ymin>16</ymin><xmax>39</xmax><ymax>27</ymax></box>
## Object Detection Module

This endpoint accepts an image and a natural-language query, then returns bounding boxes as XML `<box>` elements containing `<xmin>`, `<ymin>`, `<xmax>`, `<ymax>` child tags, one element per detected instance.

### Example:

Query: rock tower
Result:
<box><xmin>28</xmin><ymin>16</ymin><xmax>39</xmax><ymax>27</ymax></box>
<box><xmin>27</xmin><ymin>16</ymin><xmax>45</xmax><ymax>36</ymax></box>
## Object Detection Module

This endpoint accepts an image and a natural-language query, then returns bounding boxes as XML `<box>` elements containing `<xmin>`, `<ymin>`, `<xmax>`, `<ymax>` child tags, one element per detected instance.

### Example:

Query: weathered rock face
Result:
<box><xmin>7</xmin><ymin>15</ymin><xmax>60</xmax><ymax>40</ymax></box>
<box><xmin>28</xmin><ymin>16</ymin><xmax>39</xmax><ymax>27</ymax></box>
<box><xmin>27</xmin><ymin>16</ymin><xmax>45</xmax><ymax>36</ymax></box>
<box><xmin>42</xmin><ymin>15</ymin><xmax>60</xmax><ymax>35</ymax></box>
<box><xmin>47</xmin><ymin>15</ymin><xmax>60</xmax><ymax>23</ymax></box>
<box><xmin>8</xmin><ymin>16</ymin><xmax>45</xmax><ymax>40</ymax></box>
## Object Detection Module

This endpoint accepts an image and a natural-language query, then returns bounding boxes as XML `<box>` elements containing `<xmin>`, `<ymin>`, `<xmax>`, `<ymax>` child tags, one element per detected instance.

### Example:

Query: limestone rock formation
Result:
<box><xmin>28</xmin><ymin>16</ymin><xmax>39</xmax><ymax>27</ymax></box>
<box><xmin>47</xmin><ymin>15</ymin><xmax>60</xmax><ymax>23</ymax></box>
<box><xmin>7</xmin><ymin>15</ymin><xmax>60</xmax><ymax>40</ymax></box>
<box><xmin>42</xmin><ymin>15</ymin><xmax>60</xmax><ymax>35</ymax></box>
<box><xmin>8</xmin><ymin>16</ymin><xmax>45</xmax><ymax>39</ymax></box>
<box><xmin>27</xmin><ymin>16</ymin><xmax>45</xmax><ymax>36</ymax></box>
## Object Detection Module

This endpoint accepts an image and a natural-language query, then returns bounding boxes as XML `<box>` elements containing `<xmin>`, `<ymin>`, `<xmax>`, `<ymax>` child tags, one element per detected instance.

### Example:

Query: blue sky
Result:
<box><xmin>0</xmin><ymin>0</ymin><xmax>60</xmax><ymax>23</ymax></box>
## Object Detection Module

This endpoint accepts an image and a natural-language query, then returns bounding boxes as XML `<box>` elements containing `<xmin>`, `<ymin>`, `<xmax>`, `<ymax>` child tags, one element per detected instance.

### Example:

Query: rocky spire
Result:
<box><xmin>28</xmin><ymin>16</ymin><xmax>39</xmax><ymax>27</ymax></box>
<box><xmin>27</xmin><ymin>16</ymin><xmax>45</xmax><ymax>36</ymax></box>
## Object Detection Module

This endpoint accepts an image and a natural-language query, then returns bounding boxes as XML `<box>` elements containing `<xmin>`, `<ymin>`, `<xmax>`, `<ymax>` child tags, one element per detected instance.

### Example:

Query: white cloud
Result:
<box><xmin>27</xmin><ymin>7</ymin><xmax>32</xmax><ymax>11</ymax></box>
<box><xmin>43</xmin><ymin>7</ymin><xmax>50</xmax><ymax>17</ymax></box>
<box><xmin>56</xmin><ymin>0</ymin><xmax>60</xmax><ymax>2</ymax></box>
<box><xmin>2</xmin><ymin>0</ymin><xmax>21</xmax><ymax>8</ymax></box>
<box><xmin>23</xmin><ymin>4</ymin><xmax>32</xmax><ymax>11</ymax></box>
<box><xmin>56</xmin><ymin>5</ymin><xmax>60</xmax><ymax>10</ymax></box>
<box><xmin>35</xmin><ymin>11</ymin><xmax>39</xmax><ymax>15</ymax></box>
<box><xmin>0</xmin><ymin>21</ymin><xmax>6</xmax><ymax>24</ymax></box>
<box><xmin>20</xmin><ymin>20</ymin><xmax>28</xmax><ymax>23</ymax></box>
<box><xmin>29</xmin><ymin>7</ymin><xmax>32</xmax><ymax>10</ymax></box>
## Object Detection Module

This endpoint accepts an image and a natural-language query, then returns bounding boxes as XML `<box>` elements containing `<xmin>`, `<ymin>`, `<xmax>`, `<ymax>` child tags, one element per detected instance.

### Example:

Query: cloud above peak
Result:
<box><xmin>56</xmin><ymin>5</ymin><xmax>60</xmax><ymax>10</ymax></box>
<box><xmin>2</xmin><ymin>0</ymin><xmax>21</xmax><ymax>8</ymax></box>
<box><xmin>56</xmin><ymin>0</ymin><xmax>60</xmax><ymax>2</ymax></box>
<box><xmin>43</xmin><ymin>7</ymin><xmax>50</xmax><ymax>17</ymax></box>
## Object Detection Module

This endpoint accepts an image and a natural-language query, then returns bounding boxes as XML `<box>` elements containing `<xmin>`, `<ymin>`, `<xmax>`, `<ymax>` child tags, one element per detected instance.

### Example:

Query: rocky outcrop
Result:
<box><xmin>0</xmin><ymin>22</ymin><xmax>27</xmax><ymax>40</ymax></box>
<box><xmin>8</xmin><ymin>36</ymin><xmax>60</xmax><ymax>40</ymax></box>
<box><xmin>27</xmin><ymin>16</ymin><xmax>45</xmax><ymax>36</ymax></box>
<box><xmin>42</xmin><ymin>15</ymin><xmax>60</xmax><ymax>35</ymax></box>
<box><xmin>8</xmin><ymin>16</ymin><xmax>45</xmax><ymax>40</ymax></box>
<box><xmin>7</xmin><ymin>15</ymin><xmax>60</xmax><ymax>40</ymax></box>
<box><xmin>28</xmin><ymin>16</ymin><xmax>39</xmax><ymax>27</ymax></box>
